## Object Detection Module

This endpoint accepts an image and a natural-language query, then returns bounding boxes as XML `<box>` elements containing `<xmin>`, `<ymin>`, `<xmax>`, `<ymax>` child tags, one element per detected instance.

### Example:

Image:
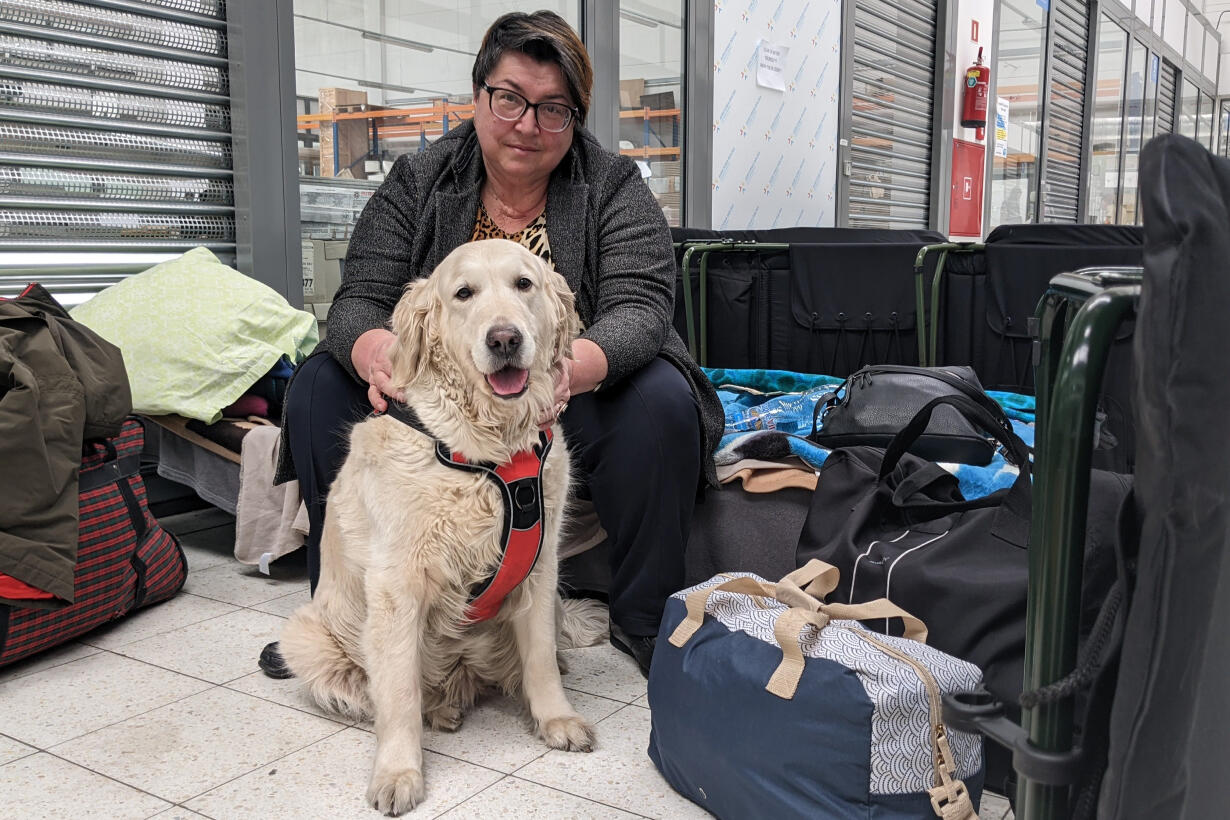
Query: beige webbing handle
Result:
<box><xmin>775</xmin><ymin>559</ymin><xmax>841</xmax><ymax>610</ymax></box>
<box><xmin>668</xmin><ymin>563</ymin><xmax>843</xmax><ymax>646</ymax></box>
<box><xmin>766</xmin><ymin>598</ymin><xmax>929</xmax><ymax>699</ymax></box>
<box><xmin>668</xmin><ymin>576</ymin><xmax>779</xmax><ymax>647</ymax></box>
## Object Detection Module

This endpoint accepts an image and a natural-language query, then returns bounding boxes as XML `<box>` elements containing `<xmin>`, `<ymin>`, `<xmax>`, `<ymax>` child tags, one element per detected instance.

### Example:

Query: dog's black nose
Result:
<box><xmin>486</xmin><ymin>325</ymin><xmax>522</xmax><ymax>356</ymax></box>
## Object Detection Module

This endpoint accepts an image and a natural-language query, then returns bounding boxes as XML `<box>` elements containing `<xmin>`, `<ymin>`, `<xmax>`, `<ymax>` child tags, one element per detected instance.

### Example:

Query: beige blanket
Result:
<box><xmin>234</xmin><ymin>425</ymin><xmax>308</xmax><ymax>568</ymax></box>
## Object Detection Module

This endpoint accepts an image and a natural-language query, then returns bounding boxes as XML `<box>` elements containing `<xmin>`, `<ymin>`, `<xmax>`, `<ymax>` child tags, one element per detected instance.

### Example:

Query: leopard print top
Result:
<box><xmin>471</xmin><ymin>201</ymin><xmax>553</xmax><ymax>266</ymax></box>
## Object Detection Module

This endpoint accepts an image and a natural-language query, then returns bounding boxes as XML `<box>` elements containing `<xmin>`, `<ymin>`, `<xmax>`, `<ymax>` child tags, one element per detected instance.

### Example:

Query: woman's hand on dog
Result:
<box><xmin>353</xmin><ymin>328</ymin><xmax>404</xmax><ymax>413</ymax></box>
<box><xmin>539</xmin><ymin>356</ymin><xmax>573</xmax><ymax>429</ymax></box>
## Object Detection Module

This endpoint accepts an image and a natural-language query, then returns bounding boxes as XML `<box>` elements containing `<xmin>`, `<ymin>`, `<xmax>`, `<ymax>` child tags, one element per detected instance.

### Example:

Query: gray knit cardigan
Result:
<box><xmin>282</xmin><ymin>121</ymin><xmax>722</xmax><ymax>487</ymax></box>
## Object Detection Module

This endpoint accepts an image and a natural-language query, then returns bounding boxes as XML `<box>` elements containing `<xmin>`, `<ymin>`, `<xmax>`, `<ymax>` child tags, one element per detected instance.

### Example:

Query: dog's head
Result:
<box><xmin>389</xmin><ymin>239</ymin><xmax>579</xmax><ymax>422</ymax></box>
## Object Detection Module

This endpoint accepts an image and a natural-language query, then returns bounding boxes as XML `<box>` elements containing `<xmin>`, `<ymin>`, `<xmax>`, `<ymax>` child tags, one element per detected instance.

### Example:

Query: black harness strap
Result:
<box><xmin>382</xmin><ymin>402</ymin><xmax>551</xmax><ymax>622</ymax></box>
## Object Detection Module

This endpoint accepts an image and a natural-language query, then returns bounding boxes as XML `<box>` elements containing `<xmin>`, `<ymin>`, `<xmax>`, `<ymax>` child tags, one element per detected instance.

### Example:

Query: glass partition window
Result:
<box><xmin>1119</xmin><ymin>39</ymin><xmax>1147</xmax><ymax>224</ymax></box>
<box><xmin>1136</xmin><ymin>0</ymin><xmax>1154</xmax><ymax>27</ymax></box>
<box><xmin>1220</xmin><ymin>100</ymin><xmax>1230</xmax><ymax>157</ymax></box>
<box><xmin>618</xmin><ymin>1</ymin><xmax>684</xmax><ymax>226</ymax></box>
<box><xmin>1200</xmin><ymin>91</ymin><xmax>1215</xmax><ymax>150</ymax></box>
<box><xmin>1086</xmin><ymin>15</ymin><xmax>1127</xmax><ymax>224</ymax></box>
<box><xmin>1180</xmin><ymin>78</ymin><xmax>1199</xmax><ymax>139</ymax></box>
<box><xmin>988</xmin><ymin>0</ymin><xmax>1047</xmax><ymax>227</ymax></box>
<box><xmin>1163</xmin><ymin>0</ymin><xmax>1185</xmax><ymax>53</ymax></box>
<box><xmin>1143</xmin><ymin>52</ymin><xmax>1159</xmax><ymax>140</ymax></box>
<box><xmin>294</xmin><ymin>1</ymin><xmax>577</xmax><ymax>185</ymax></box>
<box><xmin>292</xmin><ymin>1</ymin><xmax>579</xmax><ymax>314</ymax></box>
<box><xmin>1185</xmin><ymin>12</ymin><xmax>1202</xmax><ymax>68</ymax></box>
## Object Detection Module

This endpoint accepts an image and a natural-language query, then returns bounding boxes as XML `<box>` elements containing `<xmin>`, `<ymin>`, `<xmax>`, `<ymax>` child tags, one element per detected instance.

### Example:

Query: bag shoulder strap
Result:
<box><xmin>879</xmin><ymin>393</ymin><xmax>1030</xmax><ymax>481</ymax></box>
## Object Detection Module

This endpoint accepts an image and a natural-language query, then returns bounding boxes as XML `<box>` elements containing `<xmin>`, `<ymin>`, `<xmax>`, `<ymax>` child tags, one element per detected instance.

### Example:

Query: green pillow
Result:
<box><xmin>70</xmin><ymin>247</ymin><xmax>319</xmax><ymax>423</ymax></box>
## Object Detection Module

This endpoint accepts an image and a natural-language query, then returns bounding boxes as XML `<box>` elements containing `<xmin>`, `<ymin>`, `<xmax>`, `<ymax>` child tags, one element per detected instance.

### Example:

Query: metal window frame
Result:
<box><xmin>837</xmin><ymin>0</ymin><xmax>944</xmax><ymax>231</ymax></box>
<box><xmin>581</xmin><ymin>0</ymin><xmax>619</xmax><ymax>153</ymax></box>
<box><xmin>682</xmin><ymin>0</ymin><xmax>713</xmax><ymax>228</ymax></box>
<box><xmin>979</xmin><ymin>0</ymin><xmax>1001</xmax><ymax>236</ymax></box>
<box><xmin>1083</xmin><ymin>11</ymin><xmax>1131</xmax><ymax>223</ymax></box>
<box><xmin>835</xmin><ymin>1</ymin><xmax>856</xmax><ymax>228</ymax></box>
<box><xmin>930</xmin><ymin>0</ymin><xmax>955</xmax><ymax>234</ymax></box>
<box><xmin>226</xmin><ymin>0</ymin><xmax>302</xmax><ymax>306</ymax></box>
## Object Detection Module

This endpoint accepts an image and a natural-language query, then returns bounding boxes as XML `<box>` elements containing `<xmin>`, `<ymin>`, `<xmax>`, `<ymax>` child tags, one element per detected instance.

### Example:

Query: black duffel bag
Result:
<box><xmin>796</xmin><ymin>394</ymin><xmax>1128</xmax><ymax>794</ymax></box>
<box><xmin>809</xmin><ymin>364</ymin><xmax>1010</xmax><ymax>466</ymax></box>
<box><xmin>796</xmin><ymin>393</ymin><xmax>1127</xmax><ymax>709</ymax></box>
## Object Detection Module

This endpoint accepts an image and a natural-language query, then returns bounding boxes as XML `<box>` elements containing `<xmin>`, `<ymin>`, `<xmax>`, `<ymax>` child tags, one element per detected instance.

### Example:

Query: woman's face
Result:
<box><xmin>474</xmin><ymin>51</ymin><xmax>576</xmax><ymax>187</ymax></box>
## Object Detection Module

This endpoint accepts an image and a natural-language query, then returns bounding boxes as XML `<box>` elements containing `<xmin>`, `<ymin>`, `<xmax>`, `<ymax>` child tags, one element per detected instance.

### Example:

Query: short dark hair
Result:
<box><xmin>471</xmin><ymin>11</ymin><xmax>593</xmax><ymax>125</ymax></box>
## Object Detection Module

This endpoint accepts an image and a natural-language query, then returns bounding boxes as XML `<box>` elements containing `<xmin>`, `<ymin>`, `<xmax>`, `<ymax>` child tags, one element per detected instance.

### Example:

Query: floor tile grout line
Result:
<box><xmin>215</xmin><ymin>678</ymin><xmax>353</xmax><ymax>728</ymax></box>
<box><xmin>33</xmin><ymin>651</ymin><xmax>234</xmax><ymax>751</ymax></box>
<box><xmin>178</xmin><ymin>723</ymin><xmax>518</xmax><ymax>812</ymax></box>
<box><xmin>0</xmin><ymin>644</ymin><xmax>103</xmax><ymax>685</ymax></box>
<box><xmin>505</xmin><ymin>772</ymin><xmax>660</xmax><ymax>819</ymax></box>
<box><xmin>562</xmin><ymin>684</ymin><xmax>641</xmax><ymax>706</ymax></box>
<box><xmin>77</xmin><ymin>594</ymin><xmax>244</xmax><ymax>651</ymax></box>
<box><xmin>0</xmin><ymin>747</ymin><xmax>40</xmax><ymax>767</ymax></box>
<box><xmin>507</xmin><ymin>770</ymin><xmax>655</xmax><ymax>818</ymax></box>
<box><xmin>426</xmin><ymin>775</ymin><xmax>509</xmax><ymax>820</ymax></box>
<box><xmin>32</xmin><ymin>746</ymin><xmax>177</xmax><ymax>811</ymax></box>
<box><xmin>176</xmin><ymin>722</ymin><xmax>354</xmax><ymax>808</ymax></box>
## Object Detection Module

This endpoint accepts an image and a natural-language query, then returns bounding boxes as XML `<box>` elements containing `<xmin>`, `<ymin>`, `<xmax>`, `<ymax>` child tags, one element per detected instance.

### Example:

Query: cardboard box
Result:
<box><xmin>619</xmin><ymin>78</ymin><xmax>645</xmax><ymax>109</ymax></box>
<box><xmin>318</xmin><ymin>87</ymin><xmax>369</xmax><ymax>179</ymax></box>
<box><xmin>639</xmin><ymin>90</ymin><xmax>676</xmax><ymax>111</ymax></box>
<box><xmin>303</xmin><ymin>238</ymin><xmax>350</xmax><ymax>305</ymax></box>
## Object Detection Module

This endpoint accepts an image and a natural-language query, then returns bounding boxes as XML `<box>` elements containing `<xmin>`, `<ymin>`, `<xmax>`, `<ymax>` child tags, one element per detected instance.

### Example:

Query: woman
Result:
<box><xmin>265</xmin><ymin>10</ymin><xmax>723</xmax><ymax>678</ymax></box>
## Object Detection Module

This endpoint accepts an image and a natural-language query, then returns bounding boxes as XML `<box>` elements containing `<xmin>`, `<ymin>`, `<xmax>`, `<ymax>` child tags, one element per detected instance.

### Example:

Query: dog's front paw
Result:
<box><xmin>425</xmin><ymin>704</ymin><xmax>463</xmax><ymax>732</ymax></box>
<box><xmin>367</xmin><ymin>766</ymin><xmax>425</xmax><ymax>816</ymax></box>
<box><xmin>538</xmin><ymin>714</ymin><xmax>595</xmax><ymax>752</ymax></box>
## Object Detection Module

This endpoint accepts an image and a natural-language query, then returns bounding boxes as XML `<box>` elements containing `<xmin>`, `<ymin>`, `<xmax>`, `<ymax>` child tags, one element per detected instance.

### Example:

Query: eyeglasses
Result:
<box><xmin>480</xmin><ymin>83</ymin><xmax>577</xmax><ymax>132</ymax></box>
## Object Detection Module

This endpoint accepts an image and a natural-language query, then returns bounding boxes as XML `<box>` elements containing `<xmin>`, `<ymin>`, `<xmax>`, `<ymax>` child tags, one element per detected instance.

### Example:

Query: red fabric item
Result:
<box><xmin>221</xmin><ymin>393</ymin><xmax>270</xmax><ymax>418</ymax></box>
<box><xmin>0</xmin><ymin>573</ymin><xmax>56</xmax><ymax>601</ymax></box>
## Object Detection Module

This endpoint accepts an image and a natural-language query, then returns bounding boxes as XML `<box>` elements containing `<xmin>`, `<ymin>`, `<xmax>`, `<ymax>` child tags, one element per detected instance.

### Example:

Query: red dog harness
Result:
<box><xmin>384</xmin><ymin>402</ymin><xmax>552</xmax><ymax>623</ymax></box>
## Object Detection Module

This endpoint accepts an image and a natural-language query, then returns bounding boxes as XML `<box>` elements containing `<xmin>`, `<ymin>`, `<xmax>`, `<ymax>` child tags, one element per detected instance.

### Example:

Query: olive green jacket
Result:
<box><xmin>0</xmin><ymin>284</ymin><xmax>131</xmax><ymax>605</ymax></box>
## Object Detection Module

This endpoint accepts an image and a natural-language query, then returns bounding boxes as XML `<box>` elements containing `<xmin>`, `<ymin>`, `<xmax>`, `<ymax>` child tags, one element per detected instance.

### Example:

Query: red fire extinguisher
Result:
<box><xmin>961</xmin><ymin>47</ymin><xmax>990</xmax><ymax>140</ymax></box>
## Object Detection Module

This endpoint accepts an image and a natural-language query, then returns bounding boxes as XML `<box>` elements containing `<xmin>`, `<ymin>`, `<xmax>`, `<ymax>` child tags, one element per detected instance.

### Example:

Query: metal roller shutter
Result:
<box><xmin>0</xmin><ymin>0</ymin><xmax>231</xmax><ymax>305</ymax></box>
<box><xmin>843</xmin><ymin>0</ymin><xmax>937</xmax><ymax>229</ymax></box>
<box><xmin>1156</xmin><ymin>59</ymin><xmax>1177</xmax><ymax>136</ymax></box>
<box><xmin>1039</xmin><ymin>0</ymin><xmax>1090</xmax><ymax>223</ymax></box>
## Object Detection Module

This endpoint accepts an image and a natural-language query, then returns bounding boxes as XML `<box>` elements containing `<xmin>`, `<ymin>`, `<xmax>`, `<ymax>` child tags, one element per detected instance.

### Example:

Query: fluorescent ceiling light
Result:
<box><xmin>362</xmin><ymin>31</ymin><xmax>434</xmax><ymax>53</ymax></box>
<box><xmin>358</xmin><ymin>79</ymin><xmax>419</xmax><ymax>94</ymax></box>
<box><xmin>620</xmin><ymin>10</ymin><xmax>661</xmax><ymax>28</ymax></box>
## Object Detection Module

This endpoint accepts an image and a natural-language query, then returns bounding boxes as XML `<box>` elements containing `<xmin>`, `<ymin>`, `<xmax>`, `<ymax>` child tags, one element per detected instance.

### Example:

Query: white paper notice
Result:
<box><xmin>994</xmin><ymin>98</ymin><xmax>1010</xmax><ymax>158</ymax></box>
<box><xmin>756</xmin><ymin>41</ymin><xmax>789</xmax><ymax>91</ymax></box>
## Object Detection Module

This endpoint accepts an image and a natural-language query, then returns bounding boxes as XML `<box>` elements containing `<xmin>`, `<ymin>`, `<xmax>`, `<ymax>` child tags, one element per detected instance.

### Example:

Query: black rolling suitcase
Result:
<box><xmin>671</xmin><ymin>227</ymin><xmax>944</xmax><ymax>375</ymax></box>
<box><xmin>924</xmin><ymin>224</ymin><xmax>1143</xmax><ymax>472</ymax></box>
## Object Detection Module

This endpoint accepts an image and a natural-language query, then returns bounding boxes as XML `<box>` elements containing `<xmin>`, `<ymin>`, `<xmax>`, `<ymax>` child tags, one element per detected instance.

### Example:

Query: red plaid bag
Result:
<box><xmin>0</xmin><ymin>418</ymin><xmax>187</xmax><ymax>667</ymax></box>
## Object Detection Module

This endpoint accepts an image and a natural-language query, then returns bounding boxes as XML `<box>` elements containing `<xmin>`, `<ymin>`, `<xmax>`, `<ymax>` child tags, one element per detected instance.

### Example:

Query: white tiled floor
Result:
<box><xmin>0</xmin><ymin>509</ymin><xmax>1015</xmax><ymax>820</ymax></box>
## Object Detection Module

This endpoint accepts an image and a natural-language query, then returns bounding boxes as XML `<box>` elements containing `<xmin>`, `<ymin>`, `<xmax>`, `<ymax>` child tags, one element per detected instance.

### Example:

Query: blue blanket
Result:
<box><xmin>704</xmin><ymin>368</ymin><xmax>1035</xmax><ymax>501</ymax></box>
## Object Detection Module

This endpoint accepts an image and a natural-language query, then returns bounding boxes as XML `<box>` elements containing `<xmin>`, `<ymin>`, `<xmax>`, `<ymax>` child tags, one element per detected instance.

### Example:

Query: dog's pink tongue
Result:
<box><xmin>486</xmin><ymin>367</ymin><xmax>529</xmax><ymax>396</ymax></box>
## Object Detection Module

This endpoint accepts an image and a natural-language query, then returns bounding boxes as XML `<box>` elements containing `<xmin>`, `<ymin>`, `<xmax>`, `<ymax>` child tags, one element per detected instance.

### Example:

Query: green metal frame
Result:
<box><xmin>674</xmin><ymin>240</ymin><xmax>790</xmax><ymax>367</ymax></box>
<box><xmin>912</xmin><ymin>242</ymin><xmax>984</xmax><ymax>367</ymax></box>
<box><xmin>1018</xmin><ymin>267</ymin><xmax>1142</xmax><ymax>819</ymax></box>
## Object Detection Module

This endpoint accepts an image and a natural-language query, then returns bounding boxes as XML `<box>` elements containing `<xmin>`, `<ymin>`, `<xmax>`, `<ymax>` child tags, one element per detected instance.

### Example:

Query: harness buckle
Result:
<box><xmin>514</xmin><ymin>482</ymin><xmax>537</xmax><ymax>512</ymax></box>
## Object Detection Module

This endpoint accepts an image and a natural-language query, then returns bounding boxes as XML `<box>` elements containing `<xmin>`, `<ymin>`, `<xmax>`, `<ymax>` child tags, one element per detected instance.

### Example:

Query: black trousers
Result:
<box><xmin>284</xmin><ymin>351</ymin><xmax>702</xmax><ymax>638</ymax></box>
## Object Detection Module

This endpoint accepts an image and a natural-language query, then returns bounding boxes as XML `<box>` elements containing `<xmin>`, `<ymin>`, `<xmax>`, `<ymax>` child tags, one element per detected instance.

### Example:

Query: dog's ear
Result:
<box><xmin>388</xmin><ymin>276</ymin><xmax>438</xmax><ymax>388</ymax></box>
<box><xmin>542</xmin><ymin>260</ymin><xmax>580</xmax><ymax>363</ymax></box>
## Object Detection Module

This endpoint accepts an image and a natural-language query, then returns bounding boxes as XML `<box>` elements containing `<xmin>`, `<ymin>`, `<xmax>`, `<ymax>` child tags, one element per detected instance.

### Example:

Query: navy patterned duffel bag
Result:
<box><xmin>648</xmin><ymin>562</ymin><xmax>986</xmax><ymax>819</ymax></box>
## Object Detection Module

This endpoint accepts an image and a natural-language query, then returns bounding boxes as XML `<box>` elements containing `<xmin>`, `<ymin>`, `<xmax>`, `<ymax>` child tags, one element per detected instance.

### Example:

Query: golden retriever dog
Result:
<box><xmin>279</xmin><ymin>239</ymin><xmax>603</xmax><ymax>815</ymax></box>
